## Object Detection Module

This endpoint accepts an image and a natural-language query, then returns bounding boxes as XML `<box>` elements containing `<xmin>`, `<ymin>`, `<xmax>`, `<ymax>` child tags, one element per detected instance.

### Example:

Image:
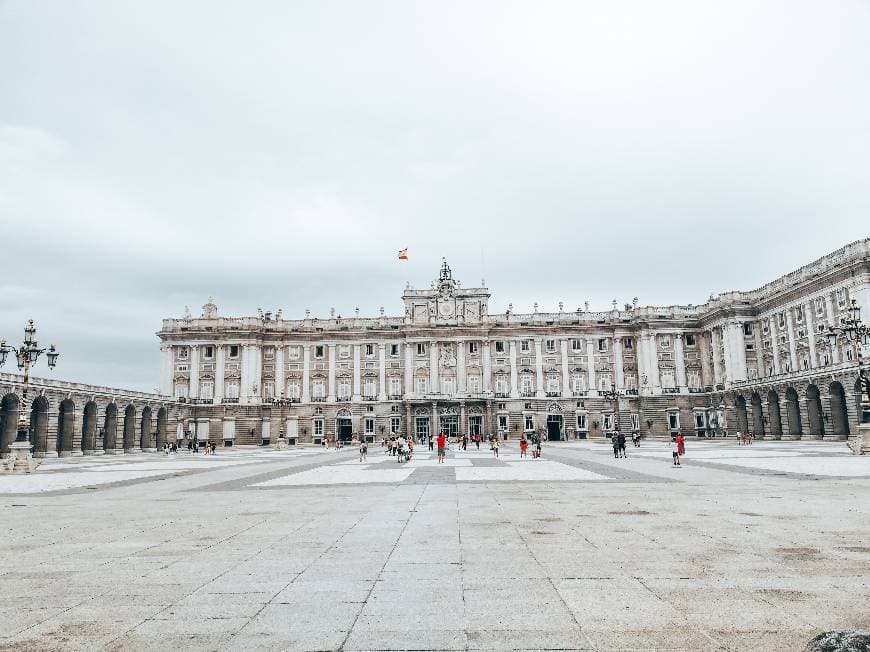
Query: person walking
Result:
<box><xmin>436</xmin><ymin>431</ymin><xmax>447</xmax><ymax>464</ymax></box>
<box><xmin>492</xmin><ymin>437</ymin><xmax>500</xmax><ymax>458</ymax></box>
<box><xmin>359</xmin><ymin>440</ymin><xmax>368</xmax><ymax>462</ymax></box>
<box><xmin>428</xmin><ymin>435</ymin><xmax>434</xmax><ymax>452</ymax></box>
<box><xmin>676</xmin><ymin>433</ymin><xmax>685</xmax><ymax>458</ymax></box>
<box><xmin>617</xmin><ymin>430</ymin><xmax>627</xmax><ymax>458</ymax></box>
<box><xmin>612</xmin><ymin>431</ymin><xmax>620</xmax><ymax>458</ymax></box>
<box><xmin>670</xmin><ymin>436</ymin><xmax>681</xmax><ymax>466</ymax></box>
<box><xmin>534</xmin><ymin>437</ymin><xmax>542</xmax><ymax>459</ymax></box>
<box><xmin>519</xmin><ymin>437</ymin><xmax>528</xmax><ymax>458</ymax></box>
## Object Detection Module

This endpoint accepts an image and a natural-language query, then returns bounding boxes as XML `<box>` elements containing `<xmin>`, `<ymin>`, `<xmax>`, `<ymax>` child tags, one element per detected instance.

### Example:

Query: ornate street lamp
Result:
<box><xmin>825</xmin><ymin>299</ymin><xmax>870</xmax><ymax>423</ymax></box>
<box><xmin>0</xmin><ymin>320</ymin><xmax>60</xmax><ymax>472</ymax></box>
<box><xmin>273</xmin><ymin>391</ymin><xmax>290</xmax><ymax>448</ymax></box>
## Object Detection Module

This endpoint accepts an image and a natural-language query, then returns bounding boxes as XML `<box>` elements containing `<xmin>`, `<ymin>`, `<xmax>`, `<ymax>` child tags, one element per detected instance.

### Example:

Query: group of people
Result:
<box><xmin>518</xmin><ymin>435</ymin><xmax>543</xmax><ymax>458</ymax></box>
<box><xmin>735</xmin><ymin>431</ymin><xmax>756</xmax><ymax>445</ymax></box>
<box><xmin>611</xmin><ymin>430</ymin><xmax>628</xmax><ymax>458</ymax></box>
<box><xmin>382</xmin><ymin>435</ymin><xmax>414</xmax><ymax>462</ymax></box>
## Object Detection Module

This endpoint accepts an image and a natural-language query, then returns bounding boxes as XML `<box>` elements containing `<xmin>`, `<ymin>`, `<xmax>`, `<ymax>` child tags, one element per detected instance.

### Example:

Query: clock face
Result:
<box><xmin>438</xmin><ymin>301</ymin><xmax>454</xmax><ymax>317</ymax></box>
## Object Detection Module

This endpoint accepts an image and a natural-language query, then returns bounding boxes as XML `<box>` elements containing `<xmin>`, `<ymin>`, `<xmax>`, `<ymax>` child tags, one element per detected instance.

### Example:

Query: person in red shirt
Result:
<box><xmin>676</xmin><ymin>434</ymin><xmax>685</xmax><ymax>457</ymax></box>
<box><xmin>436</xmin><ymin>432</ymin><xmax>447</xmax><ymax>464</ymax></box>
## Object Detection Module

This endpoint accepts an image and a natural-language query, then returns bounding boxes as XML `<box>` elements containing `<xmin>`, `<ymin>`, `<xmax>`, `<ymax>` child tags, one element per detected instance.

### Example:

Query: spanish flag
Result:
<box><xmin>398</xmin><ymin>248</ymin><xmax>409</xmax><ymax>261</ymax></box>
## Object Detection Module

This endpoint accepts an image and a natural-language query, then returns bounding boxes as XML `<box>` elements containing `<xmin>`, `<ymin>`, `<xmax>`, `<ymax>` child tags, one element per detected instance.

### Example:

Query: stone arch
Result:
<box><xmin>767</xmin><ymin>390</ymin><xmax>782</xmax><ymax>438</ymax></box>
<box><xmin>30</xmin><ymin>395</ymin><xmax>49</xmax><ymax>454</ymax></box>
<box><xmin>785</xmin><ymin>387</ymin><xmax>802</xmax><ymax>437</ymax></box>
<box><xmin>735</xmin><ymin>395</ymin><xmax>748</xmax><ymax>433</ymax></box>
<box><xmin>103</xmin><ymin>403</ymin><xmax>118</xmax><ymax>451</ymax></box>
<box><xmin>140</xmin><ymin>405</ymin><xmax>153</xmax><ymax>450</ymax></box>
<box><xmin>1</xmin><ymin>393</ymin><xmax>20</xmax><ymax>455</ymax></box>
<box><xmin>829</xmin><ymin>381</ymin><xmax>850</xmax><ymax>437</ymax></box>
<box><xmin>123</xmin><ymin>404</ymin><xmax>137</xmax><ymax>451</ymax></box>
<box><xmin>56</xmin><ymin>398</ymin><xmax>76</xmax><ymax>455</ymax></box>
<box><xmin>806</xmin><ymin>384</ymin><xmax>824</xmax><ymax>438</ymax></box>
<box><xmin>750</xmin><ymin>392</ymin><xmax>764</xmax><ymax>436</ymax></box>
<box><xmin>156</xmin><ymin>407</ymin><xmax>168</xmax><ymax>449</ymax></box>
<box><xmin>81</xmin><ymin>401</ymin><xmax>98</xmax><ymax>453</ymax></box>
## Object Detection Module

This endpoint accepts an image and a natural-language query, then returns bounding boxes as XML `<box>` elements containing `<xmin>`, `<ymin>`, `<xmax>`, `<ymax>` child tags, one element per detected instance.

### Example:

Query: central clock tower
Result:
<box><xmin>402</xmin><ymin>259</ymin><xmax>490</xmax><ymax>326</ymax></box>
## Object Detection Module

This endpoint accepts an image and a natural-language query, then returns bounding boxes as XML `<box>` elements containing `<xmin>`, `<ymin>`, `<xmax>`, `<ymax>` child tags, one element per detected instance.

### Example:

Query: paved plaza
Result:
<box><xmin>1</xmin><ymin>440</ymin><xmax>868</xmax><ymax>651</ymax></box>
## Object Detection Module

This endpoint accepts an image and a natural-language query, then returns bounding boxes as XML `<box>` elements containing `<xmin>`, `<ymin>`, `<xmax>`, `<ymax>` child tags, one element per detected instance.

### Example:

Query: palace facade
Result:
<box><xmin>156</xmin><ymin>240</ymin><xmax>870</xmax><ymax>448</ymax></box>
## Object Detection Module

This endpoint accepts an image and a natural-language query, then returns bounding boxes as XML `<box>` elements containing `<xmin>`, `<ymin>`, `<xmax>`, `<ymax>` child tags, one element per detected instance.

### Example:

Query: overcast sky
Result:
<box><xmin>1</xmin><ymin>1</ymin><xmax>868</xmax><ymax>392</ymax></box>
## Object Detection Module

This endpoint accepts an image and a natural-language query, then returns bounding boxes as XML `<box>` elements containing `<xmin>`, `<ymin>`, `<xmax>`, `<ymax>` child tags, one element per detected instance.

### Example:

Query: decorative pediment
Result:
<box><xmin>468</xmin><ymin>406</ymin><xmax>483</xmax><ymax>414</ymax></box>
<box><xmin>286</xmin><ymin>372</ymin><xmax>301</xmax><ymax>380</ymax></box>
<box><xmin>547</xmin><ymin>402</ymin><xmax>562</xmax><ymax>413</ymax></box>
<box><xmin>685</xmin><ymin>360</ymin><xmax>702</xmax><ymax>370</ymax></box>
<box><xmin>440</xmin><ymin>406</ymin><xmax>457</xmax><ymax>415</ymax></box>
<box><xmin>414</xmin><ymin>407</ymin><xmax>429</xmax><ymax>415</ymax></box>
<box><xmin>336</xmin><ymin>408</ymin><xmax>352</xmax><ymax>417</ymax></box>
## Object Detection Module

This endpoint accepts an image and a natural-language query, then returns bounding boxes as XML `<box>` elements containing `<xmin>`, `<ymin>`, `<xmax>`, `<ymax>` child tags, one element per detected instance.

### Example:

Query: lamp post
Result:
<box><xmin>0</xmin><ymin>320</ymin><xmax>60</xmax><ymax>472</ymax></box>
<box><xmin>825</xmin><ymin>299</ymin><xmax>870</xmax><ymax>423</ymax></box>
<box><xmin>600</xmin><ymin>382</ymin><xmax>623</xmax><ymax>438</ymax></box>
<box><xmin>273</xmin><ymin>391</ymin><xmax>290</xmax><ymax>448</ymax></box>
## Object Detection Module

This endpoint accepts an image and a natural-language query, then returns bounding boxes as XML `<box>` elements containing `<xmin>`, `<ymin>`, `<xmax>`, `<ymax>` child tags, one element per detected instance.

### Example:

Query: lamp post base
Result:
<box><xmin>7</xmin><ymin>440</ymin><xmax>39</xmax><ymax>473</ymax></box>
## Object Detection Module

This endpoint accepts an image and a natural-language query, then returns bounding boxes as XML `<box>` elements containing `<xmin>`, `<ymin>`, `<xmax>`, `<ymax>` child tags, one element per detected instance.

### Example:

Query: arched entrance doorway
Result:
<box><xmin>750</xmin><ymin>393</ymin><xmax>764</xmax><ymax>437</ymax></box>
<box><xmin>546</xmin><ymin>403</ymin><xmax>563</xmax><ymax>441</ymax></box>
<box><xmin>785</xmin><ymin>388</ymin><xmax>802</xmax><ymax>438</ymax></box>
<box><xmin>57</xmin><ymin>399</ymin><xmax>76</xmax><ymax>455</ymax></box>
<box><xmin>30</xmin><ymin>396</ymin><xmax>49</xmax><ymax>455</ymax></box>
<box><xmin>81</xmin><ymin>401</ymin><xmax>98</xmax><ymax>453</ymax></box>
<box><xmin>103</xmin><ymin>403</ymin><xmax>118</xmax><ymax>452</ymax></box>
<box><xmin>806</xmin><ymin>385</ymin><xmax>824</xmax><ymax>439</ymax></box>
<box><xmin>829</xmin><ymin>381</ymin><xmax>850</xmax><ymax>438</ymax></box>
<box><xmin>123</xmin><ymin>405</ymin><xmax>136</xmax><ymax>451</ymax></box>
<box><xmin>336</xmin><ymin>408</ymin><xmax>353</xmax><ymax>442</ymax></box>
<box><xmin>140</xmin><ymin>406</ymin><xmax>153</xmax><ymax>450</ymax></box>
<box><xmin>735</xmin><ymin>395</ymin><xmax>748</xmax><ymax>433</ymax></box>
<box><xmin>1</xmin><ymin>394</ymin><xmax>20</xmax><ymax>456</ymax></box>
<box><xmin>156</xmin><ymin>407</ymin><xmax>168</xmax><ymax>449</ymax></box>
<box><xmin>767</xmin><ymin>390</ymin><xmax>782</xmax><ymax>439</ymax></box>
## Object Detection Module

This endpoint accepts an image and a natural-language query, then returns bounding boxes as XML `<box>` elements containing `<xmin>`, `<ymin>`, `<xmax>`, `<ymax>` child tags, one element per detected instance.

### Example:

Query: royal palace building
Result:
<box><xmin>156</xmin><ymin>240</ymin><xmax>870</xmax><ymax>448</ymax></box>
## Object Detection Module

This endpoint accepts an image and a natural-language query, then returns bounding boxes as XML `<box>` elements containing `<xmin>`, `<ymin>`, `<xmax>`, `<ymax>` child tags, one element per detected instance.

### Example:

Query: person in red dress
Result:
<box><xmin>676</xmin><ymin>434</ymin><xmax>685</xmax><ymax>457</ymax></box>
<box><xmin>519</xmin><ymin>437</ymin><xmax>528</xmax><ymax>458</ymax></box>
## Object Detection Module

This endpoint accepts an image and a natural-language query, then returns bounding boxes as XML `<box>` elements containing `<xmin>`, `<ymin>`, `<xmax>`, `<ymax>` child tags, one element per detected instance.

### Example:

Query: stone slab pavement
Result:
<box><xmin>0</xmin><ymin>440</ymin><xmax>868</xmax><ymax>651</ymax></box>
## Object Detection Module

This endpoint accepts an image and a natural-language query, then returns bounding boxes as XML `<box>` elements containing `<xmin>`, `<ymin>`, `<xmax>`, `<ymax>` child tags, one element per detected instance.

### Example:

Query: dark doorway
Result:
<box><xmin>786</xmin><ymin>387</ymin><xmax>802</xmax><ymax>437</ymax></box>
<box><xmin>547</xmin><ymin>414</ymin><xmax>562</xmax><ymax>441</ymax></box>
<box><xmin>767</xmin><ymin>391</ymin><xmax>782</xmax><ymax>438</ymax></box>
<box><xmin>469</xmin><ymin>415</ymin><xmax>482</xmax><ymax>437</ymax></box>
<box><xmin>441</xmin><ymin>415</ymin><xmax>458</xmax><ymax>437</ymax></box>
<box><xmin>735</xmin><ymin>395</ymin><xmax>748</xmax><ymax>433</ymax></box>
<box><xmin>829</xmin><ymin>381</ymin><xmax>849</xmax><ymax>437</ymax></box>
<box><xmin>337</xmin><ymin>417</ymin><xmax>353</xmax><ymax>442</ymax></box>
<box><xmin>807</xmin><ymin>385</ymin><xmax>824</xmax><ymax>438</ymax></box>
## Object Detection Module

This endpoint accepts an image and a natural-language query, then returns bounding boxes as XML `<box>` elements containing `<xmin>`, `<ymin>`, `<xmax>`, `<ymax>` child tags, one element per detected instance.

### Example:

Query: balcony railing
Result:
<box><xmin>221</xmin><ymin>397</ymin><xmax>239</xmax><ymax>404</ymax></box>
<box><xmin>545</xmin><ymin>391</ymin><xmax>561</xmax><ymax>397</ymax></box>
<box><xmin>336</xmin><ymin>396</ymin><xmax>351</xmax><ymax>402</ymax></box>
<box><xmin>363</xmin><ymin>395</ymin><xmax>377</xmax><ymax>401</ymax></box>
<box><xmin>494</xmin><ymin>392</ymin><xmax>510</xmax><ymax>398</ymax></box>
<box><xmin>662</xmin><ymin>387</ymin><xmax>680</xmax><ymax>394</ymax></box>
<box><xmin>572</xmin><ymin>391</ymin><xmax>587</xmax><ymax>397</ymax></box>
<box><xmin>521</xmin><ymin>391</ymin><xmax>536</xmax><ymax>398</ymax></box>
<box><xmin>388</xmin><ymin>394</ymin><xmax>403</xmax><ymax>400</ymax></box>
<box><xmin>312</xmin><ymin>396</ymin><xmax>326</xmax><ymax>402</ymax></box>
<box><xmin>624</xmin><ymin>389</ymin><xmax>639</xmax><ymax>396</ymax></box>
<box><xmin>687</xmin><ymin>387</ymin><xmax>705</xmax><ymax>394</ymax></box>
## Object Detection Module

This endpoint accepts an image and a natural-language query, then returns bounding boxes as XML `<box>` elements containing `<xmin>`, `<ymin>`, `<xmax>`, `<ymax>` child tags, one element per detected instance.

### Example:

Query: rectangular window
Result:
<box><xmin>364</xmin><ymin>418</ymin><xmax>374</xmax><ymax>434</ymax></box>
<box><xmin>390</xmin><ymin>344</ymin><xmax>399</xmax><ymax>356</ymax></box>
<box><xmin>364</xmin><ymin>379</ymin><xmax>376</xmax><ymax>397</ymax></box>
<box><xmin>495</xmin><ymin>378</ymin><xmax>508</xmax><ymax>395</ymax></box>
<box><xmin>416</xmin><ymin>377</ymin><xmax>428</xmax><ymax>393</ymax></box>
<box><xmin>694</xmin><ymin>412</ymin><xmax>705</xmax><ymax>429</ymax></box>
<box><xmin>468</xmin><ymin>341</ymin><xmax>478</xmax><ymax>354</ymax></box>
<box><xmin>815</xmin><ymin>298</ymin><xmax>825</xmax><ymax>316</ymax></box>
<box><xmin>743</xmin><ymin>323</ymin><xmax>753</xmax><ymax>336</ymax></box>
<box><xmin>313</xmin><ymin>381</ymin><xmax>325</xmax><ymax>398</ymax></box>
<box><xmin>623</xmin><ymin>337</ymin><xmax>633</xmax><ymax>350</ymax></box>
<box><xmin>225</xmin><ymin>381</ymin><xmax>239</xmax><ymax>399</ymax></box>
<box><xmin>339</xmin><ymin>345</ymin><xmax>350</xmax><ymax>358</ymax></box>
<box><xmin>389</xmin><ymin>378</ymin><xmax>401</xmax><ymax>396</ymax></box>
<box><xmin>390</xmin><ymin>416</ymin><xmax>400</xmax><ymax>434</ymax></box>
<box><xmin>495</xmin><ymin>341</ymin><xmax>505</xmax><ymax>353</ymax></box>
<box><xmin>571</xmin><ymin>338</ymin><xmax>582</xmax><ymax>351</ymax></box>
<box><xmin>365</xmin><ymin>343</ymin><xmax>374</xmax><ymax>357</ymax></box>
<box><xmin>263</xmin><ymin>347</ymin><xmax>274</xmax><ymax>360</ymax></box>
<box><xmin>204</xmin><ymin>345</ymin><xmax>214</xmax><ymax>359</ymax></box>
<box><xmin>287</xmin><ymin>346</ymin><xmax>298</xmax><ymax>360</ymax></box>
<box><xmin>837</xmin><ymin>288</ymin><xmax>847</xmax><ymax>308</ymax></box>
<box><xmin>603</xmin><ymin>413</ymin><xmax>613</xmax><ymax>431</ymax></box>
<box><xmin>468</xmin><ymin>375</ymin><xmax>481</xmax><ymax>393</ymax></box>
<box><xmin>314</xmin><ymin>419</ymin><xmax>323</xmax><ymax>436</ymax></box>
<box><xmin>524</xmin><ymin>414</ymin><xmax>534</xmax><ymax>432</ymax></box>
<box><xmin>498</xmin><ymin>415</ymin><xmax>508</xmax><ymax>432</ymax></box>
<box><xmin>762</xmin><ymin>320</ymin><xmax>770</xmax><ymax>335</ymax></box>
<box><xmin>338</xmin><ymin>381</ymin><xmax>350</xmax><ymax>399</ymax></box>
<box><xmin>746</xmin><ymin>344</ymin><xmax>755</xmax><ymax>351</ymax></box>
<box><xmin>417</xmin><ymin>342</ymin><xmax>426</xmax><ymax>356</ymax></box>
<box><xmin>545</xmin><ymin>339</ymin><xmax>556</xmax><ymax>353</ymax></box>
<box><xmin>442</xmin><ymin>377</ymin><xmax>455</xmax><ymax>395</ymax></box>
<box><xmin>228</xmin><ymin>345</ymin><xmax>239</xmax><ymax>358</ymax></box>
<box><xmin>577</xmin><ymin>413</ymin><xmax>587</xmax><ymax>431</ymax></box>
<box><xmin>795</xmin><ymin>306</ymin><xmax>804</xmax><ymax>323</ymax></box>
<box><xmin>315</xmin><ymin>345</ymin><xmax>324</xmax><ymax>358</ymax></box>
<box><xmin>631</xmin><ymin>413</ymin><xmax>639</xmax><ymax>431</ymax></box>
<box><xmin>668</xmin><ymin>412</ymin><xmax>680</xmax><ymax>430</ymax></box>
<box><xmin>659</xmin><ymin>336</ymin><xmax>670</xmax><ymax>349</ymax></box>
<box><xmin>684</xmin><ymin>334</ymin><xmax>696</xmax><ymax>347</ymax></box>
<box><xmin>263</xmin><ymin>381</ymin><xmax>274</xmax><ymax>400</ymax></box>
<box><xmin>286</xmin><ymin>383</ymin><xmax>299</xmax><ymax>399</ymax></box>
<box><xmin>200</xmin><ymin>381</ymin><xmax>214</xmax><ymax>399</ymax></box>
<box><xmin>778</xmin><ymin>312</ymin><xmax>786</xmax><ymax>328</ymax></box>
<box><xmin>178</xmin><ymin>348</ymin><xmax>189</xmax><ymax>360</ymax></box>
<box><xmin>521</xmin><ymin>340</ymin><xmax>530</xmax><ymax>353</ymax></box>
<box><xmin>597</xmin><ymin>338</ymin><xmax>608</xmax><ymax>352</ymax></box>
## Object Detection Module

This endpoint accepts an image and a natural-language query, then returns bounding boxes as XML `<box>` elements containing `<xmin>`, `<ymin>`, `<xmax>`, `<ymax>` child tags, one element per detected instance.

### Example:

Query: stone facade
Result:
<box><xmin>156</xmin><ymin>240</ymin><xmax>870</xmax><ymax>446</ymax></box>
<box><xmin>0</xmin><ymin>372</ymin><xmax>182</xmax><ymax>458</ymax></box>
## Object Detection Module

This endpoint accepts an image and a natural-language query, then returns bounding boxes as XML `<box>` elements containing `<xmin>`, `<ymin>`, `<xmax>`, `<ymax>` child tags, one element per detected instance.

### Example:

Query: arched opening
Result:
<box><xmin>767</xmin><ymin>390</ymin><xmax>782</xmax><ymax>438</ymax></box>
<box><xmin>140</xmin><ymin>406</ymin><xmax>153</xmax><ymax>450</ymax></box>
<box><xmin>785</xmin><ymin>387</ymin><xmax>802</xmax><ymax>437</ymax></box>
<box><xmin>57</xmin><ymin>399</ymin><xmax>76</xmax><ymax>455</ymax></box>
<box><xmin>156</xmin><ymin>407</ymin><xmax>168</xmax><ymax>449</ymax></box>
<box><xmin>735</xmin><ymin>395</ymin><xmax>748</xmax><ymax>433</ymax></box>
<box><xmin>750</xmin><ymin>393</ymin><xmax>764</xmax><ymax>436</ymax></box>
<box><xmin>30</xmin><ymin>396</ymin><xmax>49</xmax><ymax>454</ymax></box>
<box><xmin>81</xmin><ymin>401</ymin><xmax>98</xmax><ymax>453</ymax></box>
<box><xmin>1</xmin><ymin>394</ymin><xmax>20</xmax><ymax>456</ymax></box>
<box><xmin>123</xmin><ymin>405</ymin><xmax>136</xmax><ymax>451</ymax></box>
<box><xmin>829</xmin><ymin>381</ymin><xmax>850</xmax><ymax>437</ymax></box>
<box><xmin>806</xmin><ymin>384</ymin><xmax>824</xmax><ymax>438</ymax></box>
<box><xmin>103</xmin><ymin>403</ymin><xmax>118</xmax><ymax>451</ymax></box>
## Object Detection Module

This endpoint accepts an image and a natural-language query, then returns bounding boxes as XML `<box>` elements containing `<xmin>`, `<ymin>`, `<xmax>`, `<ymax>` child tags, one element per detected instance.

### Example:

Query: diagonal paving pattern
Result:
<box><xmin>0</xmin><ymin>440</ymin><xmax>868</xmax><ymax>650</ymax></box>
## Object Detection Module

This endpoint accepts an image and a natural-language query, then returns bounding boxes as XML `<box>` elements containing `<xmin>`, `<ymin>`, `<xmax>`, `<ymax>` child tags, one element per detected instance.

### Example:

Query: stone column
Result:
<box><xmin>353</xmin><ymin>344</ymin><xmax>361</xmax><ymax>401</ymax></box>
<box><xmin>560</xmin><ymin>339</ymin><xmax>570</xmax><ymax>396</ymax></box>
<box><xmin>770</xmin><ymin>316</ymin><xmax>782</xmax><ymax>374</ymax></box>
<box><xmin>457</xmin><ymin>340</ymin><xmax>467</xmax><ymax>393</ymax></box>
<box><xmin>637</xmin><ymin>334</ymin><xmax>649</xmax><ymax>390</ymax></box>
<box><xmin>432</xmin><ymin>401</ymin><xmax>439</xmax><ymax>434</ymax></box>
<box><xmin>327</xmin><ymin>344</ymin><xmax>336</xmax><ymax>401</ymax></box>
<box><xmin>302</xmin><ymin>344</ymin><xmax>311</xmax><ymax>402</ymax></box>
<box><xmin>753</xmin><ymin>322</ymin><xmax>764</xmax><ymax>377</ymax></box>
<box><xmin>612</xmin><ymin>336</ymin><xmax>624</xmax><ymax>390</ymax></box>
<box><xmin>404</xmin><ymin>343</ymin><xmax>414</xmax><ymax>397</ymax></box>
<box><xmin>674</xmin><ymin>333</ymin><xmax>687</xmax><ymax>390</ymax></box>
<box><xmin>698</xmin><ymin>332</ymin><xmax>713</xmax><ymax>386</ymax></box>
<box><xmin>785</xmin><ymin>311</ymin><xmax>799</xmax><ymax>371</ymax></box>
<box><xmin>159</xmin><ymin>345</ymin><xmax>173</xmax><ymax>396</ymax></box>
<box><xmin>733</xmin><ymin>322</ymin><xmax>748</xmax><ymax>381</ymax></box>
<box><xmin>824</xmin><ymin>294</ymin><xmax>835</xmax><ymax>329</ymax></box>
<box><xmin>534</xmin><ymin>338</ymin><xmax>545</xmax><ymax>397</ymax></box>
<box><xmin>378</xmin><ymin>343</ymin><xmax>387</xmax><ymax>401</ymax></box>
<box><xmin>647</xmin><ymin>333</ymin><xmax>661</xmax><ymax>393</ymax></box>
<box><xmin>805</xmin><ymin>302</ymin><xmax>817</xmax><ymax>367</ymax></box>
<box><xmin>460</xmin><ymin>401</ymin><xmax>466</xmax><ymax>435</ymax></box>
<box><xmin>405</xmin><ymin>403</ymin><xmax>412</xmax><ymax>438</ymax></box>
<box><xmin>509</xmin><ymin>341</ymin><xmax>519</xmax><ymax>398</ymax></box>
<box><xmin>586</xmin><ymin>338</ymin><xmax>597</xmax><ymax>393</ymax></box>
<box><xmin>482</xmin><ymin>340</ymin><xmax>492</xmax><ymax>393</ymax></box>
<box><xmin>429</xmin><ymin>341</ymin><xmax>439</xmax><ymax>393</ymax></box>
<box><xmin>189</xmin><ymin>345</ymin><xmax>200</xmax><ymax>399</ymax></box>
<box><xmin>721</xmin><ymin>326</ymin><xmax>734</xmax><ymax>385</ymax></box>
<box><xmin>710</xmin><ymin>329</ymin><xmax>723</xmax><ymax>384</ymax></box>
<box><xmin>215</xmin><ymin>344</ymin><xmax>226</xmax><ymax>403</ymax></box>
